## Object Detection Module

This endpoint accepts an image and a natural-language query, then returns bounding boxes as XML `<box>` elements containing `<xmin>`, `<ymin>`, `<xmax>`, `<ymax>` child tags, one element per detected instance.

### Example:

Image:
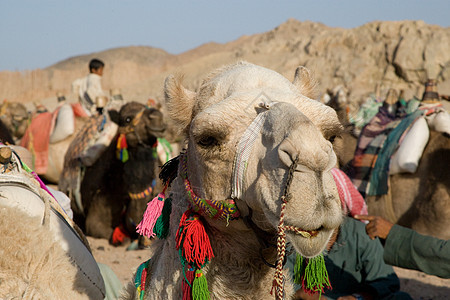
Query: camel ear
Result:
<box><xmin>107</xmin><ymin>110</ymin><xmax>120</xmax><ymax>124</ymax></box>
<box><xmin>164</xmin><ymin>74</ymin><xmax>196</xmax><ymax>134</ymax></box>
<box><xmin>292</xmin><ymin>66</ymin><xmax>318</xmax><ymax>100</ymax></box>
<box><xmin>145</xmin><ymin>109</ymin><xmax>166</xmax><ymax>137</ymax></box>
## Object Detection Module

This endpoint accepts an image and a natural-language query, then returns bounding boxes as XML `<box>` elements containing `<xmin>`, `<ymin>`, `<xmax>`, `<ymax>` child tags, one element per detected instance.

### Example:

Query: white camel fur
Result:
<box><xmin>122</xmin><ymin>62</ymin><xmax>344</xmax><ymax>299</ymax></box>
<box><xmin>0</xmin><ymin>206</ymin><xmax>96</xmax><ymax>299</ymax></box>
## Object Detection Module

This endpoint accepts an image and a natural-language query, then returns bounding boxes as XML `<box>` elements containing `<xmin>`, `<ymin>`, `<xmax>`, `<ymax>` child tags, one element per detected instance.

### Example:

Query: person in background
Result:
<box><xmin>288</xmin><ymin>216</ymin><xmax>412</xmax><ymax>300</ymax></box>
<box><xmin>354</xmin><ymin>215</ymin><xmax>450</xmax><ymax>279</ymax></box>
<box><xmin>73</xmin><ymin>58</ymin><xmax>106</xmax><ymax>116</ymax></box>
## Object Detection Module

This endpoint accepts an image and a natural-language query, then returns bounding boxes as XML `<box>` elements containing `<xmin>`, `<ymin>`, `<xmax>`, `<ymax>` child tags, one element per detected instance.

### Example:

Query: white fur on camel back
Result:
<box><xmin>0</xmin><ymin>206</ymin><xmax>94</xmax><ymax>299</ymax></box>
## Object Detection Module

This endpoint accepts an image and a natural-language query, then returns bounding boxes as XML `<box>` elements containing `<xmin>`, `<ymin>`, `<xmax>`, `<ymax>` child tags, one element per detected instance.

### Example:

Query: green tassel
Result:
<box><xmin>192</xmin><ymin>269</ymin><xmax>209</xmax><ymax>300</ymax></box>
<box><xmin>303</xmin><ymin>254</ymin><xmax>331</xmax><ymax>295</ymax></box>
<box><xmin>121</xmin><ymin>148</ymin><xmax>129</xmax><ymax>163</ymax></box>
<box><xmin>153</xmin><ymin>197</ymin><xmax>172</xmax><ymax>239</ymax></box>
<box><xmin>293</xmin><ymin>253</ymin><xmax>304</xmax><ymax>285</ymax></box>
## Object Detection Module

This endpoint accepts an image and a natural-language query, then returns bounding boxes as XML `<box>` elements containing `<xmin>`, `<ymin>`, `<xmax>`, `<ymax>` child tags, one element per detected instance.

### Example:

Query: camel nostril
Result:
<box><xmin>278</xmin><ymin>138</ymin><xmax>297</xmax><ymax>168</ymax></box>
<box><xmin>279</xmin><ymin>149</ymin><xmax>294</xmax><ymax>168</ymax></box>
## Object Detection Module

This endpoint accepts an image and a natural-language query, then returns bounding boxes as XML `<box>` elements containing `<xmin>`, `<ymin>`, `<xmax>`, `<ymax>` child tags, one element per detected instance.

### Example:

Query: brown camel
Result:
<box><xmin>59</xmin><ymin>102</ymin><xmax>166</xmax><ymax>242</ymax></box>
<box><xmin>366</xmin><ymin>131</ymin><xmax>450</xmax><ymax>239</ymax></box>
<box><xmin>0</xmin><ymin>101</ymin><xmax>29</xmax><ymax>142</ymax></box>
<box><xmin>0</xmin><ymin>119</ymin><xmax>16</xmax><ymax>145</ymax></box>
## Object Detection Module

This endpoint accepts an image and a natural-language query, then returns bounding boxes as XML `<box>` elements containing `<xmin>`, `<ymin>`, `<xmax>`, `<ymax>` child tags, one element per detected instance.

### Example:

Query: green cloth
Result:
<box><xmin>384</xmin><ymin>225</ymin><xmax>450</xmax><ymax>279</ymax></box>
<box><xmin>350</xmin><ymin>95</ymin><xmax>383</xmax><ymax>130</ymax></box>
<box><xmin>97</xmin><ymin>263</ymin><xmax>123</xmax><ymax>300</ymax></box>
<box><xmin>368</xmin><ymin>109</ymin><xmax>424</xmax><ymax>196</ymax></box>
<box><xmin>406</xmin><ymin>97</ymin><xmax>420</xmax><ymax>114</ymax></box>
<box><xmin>287</xmin><ymin>217</ymin><xmax>410</xmax><ymax>299</ymax></box>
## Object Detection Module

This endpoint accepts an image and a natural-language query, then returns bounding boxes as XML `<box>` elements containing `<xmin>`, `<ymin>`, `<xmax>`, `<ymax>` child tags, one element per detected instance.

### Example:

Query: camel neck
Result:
<box><xmin>122</xmin><ymin>147</ymin><xmax>158</xmax><ymax>194</ymax></box>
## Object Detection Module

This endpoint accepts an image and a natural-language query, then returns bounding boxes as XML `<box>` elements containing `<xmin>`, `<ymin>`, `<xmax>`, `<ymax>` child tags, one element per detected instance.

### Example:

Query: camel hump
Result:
<box><xmin>49</xmin><ymin>103</ymin><xmax>76</xmax><ymax>144</ymax></box>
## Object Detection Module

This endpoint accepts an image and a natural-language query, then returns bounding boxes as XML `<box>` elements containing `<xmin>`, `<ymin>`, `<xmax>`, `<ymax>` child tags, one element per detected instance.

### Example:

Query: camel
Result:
<box><xmin>365</xmin><ymin>130</ymin><xmax>450</xmax><ymax>239</ymax></box>
<box><xmin>121</xmin><ymin>62</ymin><xmax>343</xmax><ymax>300</ymax></box>
<box><xmin>321</xmin><ymin>86</ymin><xmax>358</xmax><ymax>168</ymax></box>
<box><xmin>325</xmin><ymin>87</ymin><xmax>450</xmax><ymax>239</ymax></box>
<box><xmin>59</xmin><ymin>102</ymin><xmax>166</xmax><ymax>243</ymax></box>
<box><xmin>0</xmin><ymin>101</ymin><xmax>29</xmax><ymax>142</ymax></box>
<box><xmin>0</xmin><ymin>146</ymin><xmax>105</xmax><ymax>299</ymax></box>
<box><xmin>20</xmin><ymin>99</ymin><xmax>90</xmax><ymax>183</ymax></box>
<box><xmin>0</xmin><ymin>119</ymin><xmax>16</xmax><ymax>144</ymax></box>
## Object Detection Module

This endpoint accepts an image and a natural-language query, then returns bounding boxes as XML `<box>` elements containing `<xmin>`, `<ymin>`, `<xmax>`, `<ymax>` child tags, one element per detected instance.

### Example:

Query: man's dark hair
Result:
<box><xmin>89</xmin><ymin>59</ymin><xmax>105</xmax><ymax>72</ymax></box>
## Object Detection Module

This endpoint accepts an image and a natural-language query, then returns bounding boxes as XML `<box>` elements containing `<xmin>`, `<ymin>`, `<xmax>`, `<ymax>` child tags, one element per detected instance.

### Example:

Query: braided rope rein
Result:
<box><xmin>272</xmin><ymin>156</ymin><xmax>299</xmax><ymax>300</ymax></box>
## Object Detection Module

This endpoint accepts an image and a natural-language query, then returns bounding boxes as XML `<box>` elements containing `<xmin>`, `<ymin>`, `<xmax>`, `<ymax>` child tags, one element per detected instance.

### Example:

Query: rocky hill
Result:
<box><xmin>1</xmin><ymin>19</ymin><xmax>449</xmax><ymax>111</ymax></box>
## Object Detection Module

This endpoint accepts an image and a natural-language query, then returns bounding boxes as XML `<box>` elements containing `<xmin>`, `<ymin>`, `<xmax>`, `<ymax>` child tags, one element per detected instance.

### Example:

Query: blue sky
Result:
<box><xmin>1</xmin><ymin>0</ymin><xmax>449</xmax><ymax>71</ymax></box>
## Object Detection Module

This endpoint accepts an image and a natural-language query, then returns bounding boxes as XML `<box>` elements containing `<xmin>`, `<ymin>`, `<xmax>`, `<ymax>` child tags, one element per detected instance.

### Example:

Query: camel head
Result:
<box><xmin>114</xmin><ymin>101</ymin><xmax>166</xmax><ymax>148</ymax></box>
<box><xmin>165</xmin><ymin>62</ymin><xmax>343</xmax><ymax>258</ymax></box>
<box><xmin>0</xmin><ymin>102</ymin><xmax>29</xmax><ymax>140</ymax></box>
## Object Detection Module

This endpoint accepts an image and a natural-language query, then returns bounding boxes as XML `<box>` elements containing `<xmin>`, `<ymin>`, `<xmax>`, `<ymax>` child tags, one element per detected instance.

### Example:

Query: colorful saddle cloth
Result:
<box><xmin>348</xmin><ymin>107</ymin><xmax>423</xmax><ymax>197</ymax></box>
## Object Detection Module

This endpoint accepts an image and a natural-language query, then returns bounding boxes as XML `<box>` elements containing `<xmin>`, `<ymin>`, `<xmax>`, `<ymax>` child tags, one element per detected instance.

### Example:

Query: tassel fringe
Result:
<box><xmin>294</xmin><ymin>253</ymin><xmax>331</xmax><ymax>296</ymax></box>
<box><xmin>116</xmin><ymin>133</ymin><xmax>129</xmax><ymax>163</ymax></box>
<box><xmin>192</xmin><ymin>269</ymin><xmax>209</xmax><ymax>300</ymax></box>
<box><xmin>136</xmin><ymin>193</ymin><xmax>166</xmax><ymax>238</ymax></box>
<box><xmin>153</xmin><ymin>197</ymin><xmax>172</xmax><ymax>239</ymax></box>
<box><xmin>176</xmin><ymin>210</ymin><xmax>214</xmax><ymax>269</ymax></box>
<box><xmin>159</xmin><ymin>155</ymin><xmax>180</xmax><ymax>187</ymax></box>
<box><xmin>182</xmin><ymin>266</ymin><xmax>195</xmax><ymax>300</ymax></box>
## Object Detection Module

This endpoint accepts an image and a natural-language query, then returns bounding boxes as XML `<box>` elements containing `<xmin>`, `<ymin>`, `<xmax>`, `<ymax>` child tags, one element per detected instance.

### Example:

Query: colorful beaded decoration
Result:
<box><xmin>129</xmin><ymin>179</ymin><xmax>157</xmax><ymax>200</ymax></box>
<box><xmin>179</xmin><ymin>154</ymin><xmax>240</xmax><ymax>221</ymax></box>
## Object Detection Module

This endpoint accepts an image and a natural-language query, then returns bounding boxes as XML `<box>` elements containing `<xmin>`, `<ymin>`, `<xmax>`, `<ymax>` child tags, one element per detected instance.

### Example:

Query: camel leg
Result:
<box><xmin>85</xmin><ymin>192</ymin><xmax>122</xmax><ymax>239</ymax></box>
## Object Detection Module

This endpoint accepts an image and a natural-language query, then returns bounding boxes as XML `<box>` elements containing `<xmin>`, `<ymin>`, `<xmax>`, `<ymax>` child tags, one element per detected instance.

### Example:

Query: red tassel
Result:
<box><xmin>176</xmin><ymin>210</ymin><xmax>191</xmax><ymax>248</ymax></box>
<box><xmin>119</xmin><ymin>133</ymin><xmax>128</xmax><ymax>149</ymax></box>
<box><xmin>111</xmin><ymin>225</ymin><xmax>130</xmax><ymax>246</ymax></box>
<box><xmin>176</xmin><ymin>210</ymin><xmax>214</xmax><ymax>269</ymax></box>
<box><xmin>182</xmin><ymin>266</ymin><xmax>195</xmax><ymax>300</ymax></box>
<box><xmin>116</xmin><ymin>133</ymin><xmax>129</xmax><ymax>162</ymax></box>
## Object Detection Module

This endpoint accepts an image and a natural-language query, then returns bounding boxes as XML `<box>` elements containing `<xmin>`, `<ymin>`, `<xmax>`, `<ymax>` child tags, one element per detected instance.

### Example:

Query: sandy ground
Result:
<box><xmin>87</xmin><ymin>237</ymin><xmax>450</xmax><ymax>300</ymax></box>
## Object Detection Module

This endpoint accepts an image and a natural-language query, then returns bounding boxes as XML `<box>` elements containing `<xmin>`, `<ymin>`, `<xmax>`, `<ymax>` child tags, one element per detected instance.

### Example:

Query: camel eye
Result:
<box><xmin>198</xmin><ymin>136</ymin><xmax>218</xmax><ymax>147</ymax></box>
<box><xmin>328</xmin><ymin>135</ymin><xmax>336</xmax><ymax>143</ymax></box>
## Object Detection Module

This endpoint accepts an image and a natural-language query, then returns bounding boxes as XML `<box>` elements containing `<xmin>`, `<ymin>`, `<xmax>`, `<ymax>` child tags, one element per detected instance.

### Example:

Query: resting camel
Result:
<box><xmin>326</xmin><ymin>87</ymin><xmax>450</xmax><ymax>239</ymax></box>
<box><xmin>20</xmin><ymin>100</ymin><xmax>89</xmax><ymax>183</ymax></box>
<box><xmin>59</xmin><ymin>102</ymin><xmax>166</xmax><ymax>242</ymax></box>
<box><xmin>121</xmin><ymin>62</ymin><xmax>343</xmax><ymax>299</ymax></box>
<box><xmin>0</xmin><ymin>146</ymin><xmax>105</xmax><ymax>299</ymax></box>
<box><xmin>366</xmin><ymin>131</ymin><xmax>450</xmax><ymax>239</ymax></box>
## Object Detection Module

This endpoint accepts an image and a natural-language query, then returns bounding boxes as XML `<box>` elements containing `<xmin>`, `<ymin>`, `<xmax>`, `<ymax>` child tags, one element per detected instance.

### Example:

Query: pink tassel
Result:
<box><xmin>136</xmin><ymin>193</ymin><xmax>165</xmax><ymax>238</ymax></box>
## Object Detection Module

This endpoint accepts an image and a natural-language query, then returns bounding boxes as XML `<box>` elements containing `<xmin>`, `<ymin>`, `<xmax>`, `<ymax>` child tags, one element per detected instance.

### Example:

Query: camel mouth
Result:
<box><xmin>285</xmin><ymin>224</ymin><xmax>323</xmax><ymax>238</ymax></box>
